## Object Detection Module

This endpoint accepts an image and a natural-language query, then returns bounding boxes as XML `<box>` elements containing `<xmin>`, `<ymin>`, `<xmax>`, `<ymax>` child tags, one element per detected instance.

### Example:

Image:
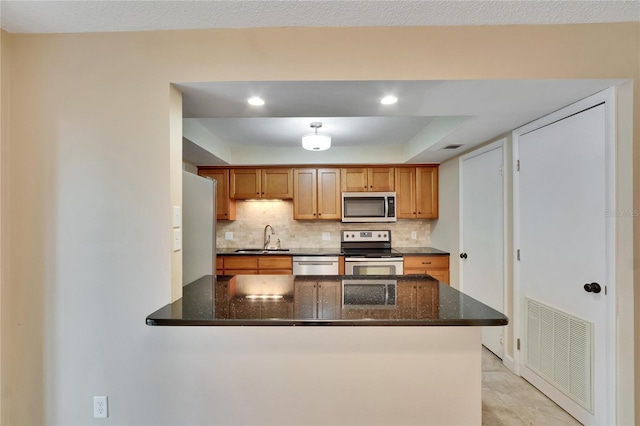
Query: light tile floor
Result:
<box><xmin>482</xmin><ymin>347</ymin><xmax>582</xmax><ymax>426</ymax></box>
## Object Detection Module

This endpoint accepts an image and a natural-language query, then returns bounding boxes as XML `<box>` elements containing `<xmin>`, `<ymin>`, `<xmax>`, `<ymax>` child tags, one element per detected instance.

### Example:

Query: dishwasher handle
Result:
<box><xmin>295</xmin><ymin>261</ymin><xmax>336</xmax><ymax>266</ymax></box>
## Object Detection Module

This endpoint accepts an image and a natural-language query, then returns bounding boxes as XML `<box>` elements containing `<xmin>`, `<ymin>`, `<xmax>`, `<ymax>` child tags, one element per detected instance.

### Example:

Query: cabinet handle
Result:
<box><xmin>421</xmin><ymin>262</ymin><xmax>432</xmax><ymax>265</ymax></box>
<box><xmin>413</xmin><ymin>212</ymin><xmax>416</xmax><ymax>214</ymax></box>
<box><xmin>370</xmin><ymin>185</ymin><xmax>373</xmax><ymax>188</ymax></box>
<box><xmin>313</xmin><ymin>213</ymin><xmax>316</xmax><ymax>216</ymax></box>
<box><xmin>418</xmin><ymin>212</ymin><xmax>421</xmax><ymax>214</ymax></box>
<box><xmin>318</xmin><ymin>213</ymin><xmax>322</xmax><ymax>216</ymax></box>
<box><xmin>256</xmin><ymin>192</ymin><xmax>259</xmax><ymax>195</ymax></box>
<box><xmin>261</xmin><ymin>192</ymin><xmax>264</xmax><ymax>195</ymax></box>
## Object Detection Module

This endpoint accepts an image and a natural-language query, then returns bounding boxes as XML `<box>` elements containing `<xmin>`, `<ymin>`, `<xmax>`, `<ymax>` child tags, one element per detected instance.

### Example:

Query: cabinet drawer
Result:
<box><xmin>216</xmin><ymin>257</ymin><xmax>224</xmax><ymax>270</ymax></box>
<box><xmin>404</xmin><ymin>255</ymin><xmax>449</xmax><ymax>269</ymax></box>
<box><xmin>258</xmin><ymin>256</ymin><xmax>293</xmax><ymax>270</ymax></box>
<box><xmin>258</xmin><ymin>269</ymin><xmax>292</xmax><ymax>275</ymax></box>
<box><xmin>224</xmin><ymin>256</ymin><xmax>259</xmax><ymax>270</ymax></box>
<box><xmin>225</xmin><ymin>269</ymin><xmax>259</xmax><ymax>275</ymax></box>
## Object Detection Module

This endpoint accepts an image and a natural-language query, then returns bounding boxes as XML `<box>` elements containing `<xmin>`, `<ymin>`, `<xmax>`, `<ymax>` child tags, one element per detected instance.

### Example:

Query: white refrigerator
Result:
<box><xmin>182</xmin><ymin>171</ymin><xmax>216</xmax><ymax>285</ymax></box>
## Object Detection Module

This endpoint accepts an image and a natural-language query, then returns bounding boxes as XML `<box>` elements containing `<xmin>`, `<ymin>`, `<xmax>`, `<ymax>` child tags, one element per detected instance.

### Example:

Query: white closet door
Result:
<box><xmin>516</xmin><ymin>103</ymin><xmax>610</xmax><ymax>425</ymax></box>
<box><xmin>461</xmin><ymin>144</ymin><xmax>505</xmax><ymax>358</ymax></box>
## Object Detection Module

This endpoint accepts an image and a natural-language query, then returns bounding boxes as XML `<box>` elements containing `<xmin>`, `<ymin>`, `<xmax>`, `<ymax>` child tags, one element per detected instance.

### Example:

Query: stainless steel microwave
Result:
<box><xmin>341</xmin><ymin>192</ymin><xmax>397</xmax><ymax>223</ymax></box>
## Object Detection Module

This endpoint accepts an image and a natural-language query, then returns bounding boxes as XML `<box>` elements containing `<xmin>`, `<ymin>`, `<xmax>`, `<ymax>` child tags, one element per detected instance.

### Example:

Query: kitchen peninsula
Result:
<box><xmin>147</xmin><ymin>275</ymin><xmax>507</xmax><ymax>425</ymax></box>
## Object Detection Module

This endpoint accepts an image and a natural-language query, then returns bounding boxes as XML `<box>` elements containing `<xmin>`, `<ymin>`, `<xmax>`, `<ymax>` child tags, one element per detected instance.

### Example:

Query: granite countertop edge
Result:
<box><xmin>217</xmin><ymin>247</ymin><xmax>450</xmax><ymax>256</ymax></box>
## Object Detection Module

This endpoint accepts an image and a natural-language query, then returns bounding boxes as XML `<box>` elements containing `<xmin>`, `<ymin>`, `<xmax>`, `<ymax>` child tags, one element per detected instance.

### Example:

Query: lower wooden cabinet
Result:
<box><xmin>403</xmin><ymin>255</ymin><xmax>450</xmax><ymax>284</ymax></box>
<box><xmin>229</xmin><ymin>298</ymin><xmax>293</xmax><ymax>319</ymax></box>
<box><xmin>293</xmin><ymin>280</ymin><xmax>341</xmax><ymax>319</ymax></box>
<box><xmin>218</xmin><ymin>255</ymin><xmax>293</xmax><ymax>275</ymax></box>
<box><xmin>396</xmin><ymin>281</ymin><xmax>439</xmax><ymax>319</ymax></box>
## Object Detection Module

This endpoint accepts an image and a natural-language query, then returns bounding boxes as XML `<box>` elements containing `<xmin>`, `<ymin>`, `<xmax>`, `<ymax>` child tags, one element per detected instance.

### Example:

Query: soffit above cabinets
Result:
<box><xmin>179</xmin><ymin>79</ymin><xmax>623</xmax><ymax>166</ymax></box>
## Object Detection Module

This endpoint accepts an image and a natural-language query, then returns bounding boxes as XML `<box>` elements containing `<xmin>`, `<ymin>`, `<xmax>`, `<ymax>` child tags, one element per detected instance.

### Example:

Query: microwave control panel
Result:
<box><xmin>341</xmin><ymin>230</ymin><xmax>391</xmax><ymax>242</ymax></box>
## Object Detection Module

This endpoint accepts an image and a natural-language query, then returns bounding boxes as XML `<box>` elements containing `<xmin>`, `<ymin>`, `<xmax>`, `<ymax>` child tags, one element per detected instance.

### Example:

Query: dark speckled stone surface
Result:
<box><xmin>146</xmin><ymin>275</ymin><xmax>507</xmax><ymax>326</ymax></box>
<box><xmin>393</xmin><ymin>247</ymin><xmax>450</xmax><ymax>255</ymax></box>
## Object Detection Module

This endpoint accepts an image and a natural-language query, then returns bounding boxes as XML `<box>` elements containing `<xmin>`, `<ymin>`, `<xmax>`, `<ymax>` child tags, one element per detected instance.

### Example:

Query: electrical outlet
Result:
<box><xmin>93</xmin><ymin>396</ymin><xmax>108</xmax><ymax>418</ymax></box>
<box><xmin>322</xmin><ymin>232</ymin><xmax>331</xmax><ymax>241</ymax></box>
<box><xmin>411</xmin><ymin>231</ymin><xmax>417</xmax><ymax>240</ymax></box>
<box><xmin>225</xmin><ymin>232</ymin><xmax>233</xmax><ymax>240</ymax></box>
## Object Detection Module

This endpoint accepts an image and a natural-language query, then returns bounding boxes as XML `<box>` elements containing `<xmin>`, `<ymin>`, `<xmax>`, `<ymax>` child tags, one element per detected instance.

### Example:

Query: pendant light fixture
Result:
<box><xmin>302</xmin><ymin>122</ymin><xmax>331</xmax><ymax>151</ymax></box>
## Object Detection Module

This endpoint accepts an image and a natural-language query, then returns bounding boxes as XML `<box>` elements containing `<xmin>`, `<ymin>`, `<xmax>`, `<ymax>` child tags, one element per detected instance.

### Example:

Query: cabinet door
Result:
<box><xmin>425</xmin><ymin>269</ymin><xmax>449</xmax><ymax>284</ymax></box>
<box><xmin>416</xmin><ymin>282</ymin><xmax>439</xmax><ymax>319</ymax></box>
<box><xmin>293</xmin><ymin>168</ymin><xmax>317</xmax><ymax>219</ymax></box>
<box><xmin>262</xmin><ymin>168</ymin><xmax>293</xmax><ymax>199</ymax></box>
<box><xmin>294</xmin><ymin>281</ymin><xmax>317</xmax><ymax>318</ymax></box>
<box><xmin>395</xmin><ymin>167</ymin><xmax>417</xmax><ymax>218</ymax></box>
<box><xmin>368</xmin><ymin>167</ymin><xmax>395</xmax><ymax>191</ymax></box>
<box><xmin>416</xmin><ymin>167</ymin><xmax>439</xmax><ymax>218</ymax></box>
<box><xmin>229</xmin><ymin>299</ymin><xmax>261</xmax><ymax>319</ymax></box>
<box><xmin>317</xmin><ymin>168</ymin><xmax>341</xmax><ymax>220</ymax></box>
<box><xmin>341</xmin><ymin>168</ymin><xmax>368</xmax><ymax>192</ymax></box>
<box><xmin>230</xmin><ymin>169</ymin><xmax>261</xmax><ymax>199</ymax></box>
<box><xmin>261</xmin><ymin>301</ymin><xmax>292</xmax><ymax>319</ymax></box>
<box><xmin>318</xmin><ymin>281</ymin><xmax>341</xmax><ymax>319</ymax></box>
<box><xmin>199</xmin><ymin>169</ymin><xmax>236</xmax><ymax>220</ymax></box>
<box><xmin>396</xmin><ymin>282</ymin><xmax>418</xmax><ymax>318</ymax></box>
<box><xmin>214</xmin><ymin>281</ymin><xmax>230</xmax><ymax>319</ymax></box>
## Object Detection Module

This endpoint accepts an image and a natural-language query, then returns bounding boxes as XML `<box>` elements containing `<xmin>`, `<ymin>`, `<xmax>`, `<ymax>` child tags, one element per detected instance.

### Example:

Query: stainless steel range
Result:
<box><xmin>341</xmin><ymin>230</ymin><xmax>403</xmax><ymax>275</ymax></box>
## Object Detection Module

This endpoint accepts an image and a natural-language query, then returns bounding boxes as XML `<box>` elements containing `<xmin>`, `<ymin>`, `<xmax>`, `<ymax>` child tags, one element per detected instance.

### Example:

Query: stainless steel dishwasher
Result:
<box><xmin>292</xmin><ymin>256</ymin><xmax>339</xmax><ymax>275</ymax></box>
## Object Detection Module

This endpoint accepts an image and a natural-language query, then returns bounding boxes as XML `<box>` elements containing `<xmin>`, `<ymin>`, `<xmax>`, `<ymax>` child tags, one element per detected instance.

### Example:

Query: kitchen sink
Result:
<box><xmin>232</xmin><ymin>249</ymin><xmax>291</xmax><ymax>253</ymax></box>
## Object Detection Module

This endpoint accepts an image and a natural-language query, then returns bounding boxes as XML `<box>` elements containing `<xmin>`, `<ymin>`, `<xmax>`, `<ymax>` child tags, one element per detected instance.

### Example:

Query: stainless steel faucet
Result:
<box><xmin>263</xmin><ymin>224</ymin><xmax>275</xmax><ymax>249</ymax></box>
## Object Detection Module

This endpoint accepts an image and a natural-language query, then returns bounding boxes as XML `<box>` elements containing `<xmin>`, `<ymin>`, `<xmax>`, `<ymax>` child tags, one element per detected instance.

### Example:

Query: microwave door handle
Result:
<box><xmin>384</xmin><ymin>197</ymin><xmax>389</xmax><ymax>218</ymax></box>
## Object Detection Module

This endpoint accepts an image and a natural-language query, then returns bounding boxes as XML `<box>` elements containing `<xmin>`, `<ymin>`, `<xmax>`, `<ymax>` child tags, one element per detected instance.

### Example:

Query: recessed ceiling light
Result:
<box><xmin>247</xmin><ymin>97</ymin><xmax>265</xmax><ymax>106</ymax></box>
<box><xmin>380</xmin><ymin>96</ymin><xmax>398</xmax><ymax>105</ymax></box>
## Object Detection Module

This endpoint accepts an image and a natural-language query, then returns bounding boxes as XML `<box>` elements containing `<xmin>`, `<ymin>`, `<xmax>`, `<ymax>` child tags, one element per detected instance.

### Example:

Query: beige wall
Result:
<box><xmin>0</xmin><ymin>24</ymin><xmax>638</xmax><ymax>424</ymax></box>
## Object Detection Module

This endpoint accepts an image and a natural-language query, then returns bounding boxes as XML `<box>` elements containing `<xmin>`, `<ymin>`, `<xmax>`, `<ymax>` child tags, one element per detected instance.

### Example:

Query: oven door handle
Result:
<box><xmin>345</xmin><ymin>257</ymin><xmax>403</xmax><ymax>262</ymax></box>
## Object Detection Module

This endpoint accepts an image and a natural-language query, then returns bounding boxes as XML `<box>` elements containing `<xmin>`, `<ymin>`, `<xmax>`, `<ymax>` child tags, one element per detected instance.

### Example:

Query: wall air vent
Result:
<box><xmin>442</xmin><ymin>144</ymin><xmax>462</xmax><ymax>150</ymax></box>
<box><xmin>526</xmin><ymin>298</ymin><xmax>593</xmax><ymax>413</ymax></box>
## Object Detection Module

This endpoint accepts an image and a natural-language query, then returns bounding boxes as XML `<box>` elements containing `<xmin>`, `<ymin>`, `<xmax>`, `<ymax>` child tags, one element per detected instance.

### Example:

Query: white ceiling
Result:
<box><xmin>178</xmin><ymin>79</ymin><xmax>622</xmax><ymax>165</ymax></box>
<box><xmin>1</xmin><ymin>1</ymin><xmax>638</xmax><ymax>34</ymax></box>
<box><xmin>1</xmin><ymin>1</ymin><xmax>634</xmax><ymax>165</ymax></box>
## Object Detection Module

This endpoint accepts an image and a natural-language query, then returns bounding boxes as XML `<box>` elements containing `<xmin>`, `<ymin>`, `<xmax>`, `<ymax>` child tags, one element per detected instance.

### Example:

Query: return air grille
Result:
<box><xmin>526</xmin><ymin>298</ymin><xmax>593</xmax><ymax>412</ymax></box>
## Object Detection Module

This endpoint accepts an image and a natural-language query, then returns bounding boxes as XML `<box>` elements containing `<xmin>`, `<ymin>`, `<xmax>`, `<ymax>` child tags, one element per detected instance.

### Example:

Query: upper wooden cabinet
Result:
<box><xmin>230</xmin><ymin>168</ymin><xmax>293</xmax><ymax>199</ymax></box>
<box><xmin>395</xmin><ymin>166</ymin><xmax>439</xmax><ymax>219</ymax></box>
<box><xmin>341</xmin><ymin>167</ymin><xmax>395</xmax><ymax>192</ymax></box>
<box><xmin>198</xmin><ymin>168</ymin><xmax>236</xmax><ymax>220</ymax></box>
<box><xmin>293</xmin><ymin>168</ymin><xmax>341</xmax><ymax>220</ymax></box>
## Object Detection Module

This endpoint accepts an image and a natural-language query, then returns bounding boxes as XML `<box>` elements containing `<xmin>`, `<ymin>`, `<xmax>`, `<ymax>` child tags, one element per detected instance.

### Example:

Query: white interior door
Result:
<box><xmin>515</xmin><ymin>103</ymin><xmax>611</xmax><ymax>425</ymax></box>
<box><xmin>460</xmin><ymin>143</ymin><xmax>505</xmax><ymax>358</ymax></box>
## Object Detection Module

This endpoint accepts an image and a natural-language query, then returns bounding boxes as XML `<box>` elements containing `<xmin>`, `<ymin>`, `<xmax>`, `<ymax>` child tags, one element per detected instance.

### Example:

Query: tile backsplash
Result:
<box><xmin>216</xmin><ymin>200</ymin><xmax>431</xmax><ymax>249</ymax></box>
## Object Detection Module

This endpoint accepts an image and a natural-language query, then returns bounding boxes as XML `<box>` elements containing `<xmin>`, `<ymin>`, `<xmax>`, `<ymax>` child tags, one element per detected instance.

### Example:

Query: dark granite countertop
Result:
<box><xmin>393</xmin><ymin>247</ymin><xmax>450</xmax><ymax>255</ymax></box>
<box><xmin>217</xmin><ymin>248</ymin><xmax>343</xmax><ymax>256</ymax></box>
<box><xmin>217</xmin><ymin>247</ymin><xmax>450</xmax><ymax>256</ymax></box>
<box><xmin>146</xmin><ymin>274</ymin><xmax>506</xmax><ymax>326</ymax></box>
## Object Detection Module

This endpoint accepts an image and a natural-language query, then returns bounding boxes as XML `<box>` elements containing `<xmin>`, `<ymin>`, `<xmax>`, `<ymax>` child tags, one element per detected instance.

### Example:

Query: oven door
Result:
<box><xmin>345</xmin><ymin>258</ymin><xmax>403</xmax><ymax>275</ymax></box>
<box><xmin>342</xmin><ymin>279</ymin><xmax>397</xmax><ymax>308</ymax></box>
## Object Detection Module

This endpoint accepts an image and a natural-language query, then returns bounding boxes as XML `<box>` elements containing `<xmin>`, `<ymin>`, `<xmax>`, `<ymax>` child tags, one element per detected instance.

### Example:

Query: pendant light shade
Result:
<box><xmin>302</xmin><ymin>122</ymin><xmax>331</xmax><ymax>151</ymax></box>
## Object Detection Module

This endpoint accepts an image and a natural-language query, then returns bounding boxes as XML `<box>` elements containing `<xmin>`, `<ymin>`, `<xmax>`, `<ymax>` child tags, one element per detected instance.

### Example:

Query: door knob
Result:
<box><xmin>459</xmin><ymin>253</ymin><xmax>468</xmax><ymax>259</ymax></box>
<box><xmin>584</xmin><ymin>282</ymin><xmax>601</xmax><ymax>294</ymax></box>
